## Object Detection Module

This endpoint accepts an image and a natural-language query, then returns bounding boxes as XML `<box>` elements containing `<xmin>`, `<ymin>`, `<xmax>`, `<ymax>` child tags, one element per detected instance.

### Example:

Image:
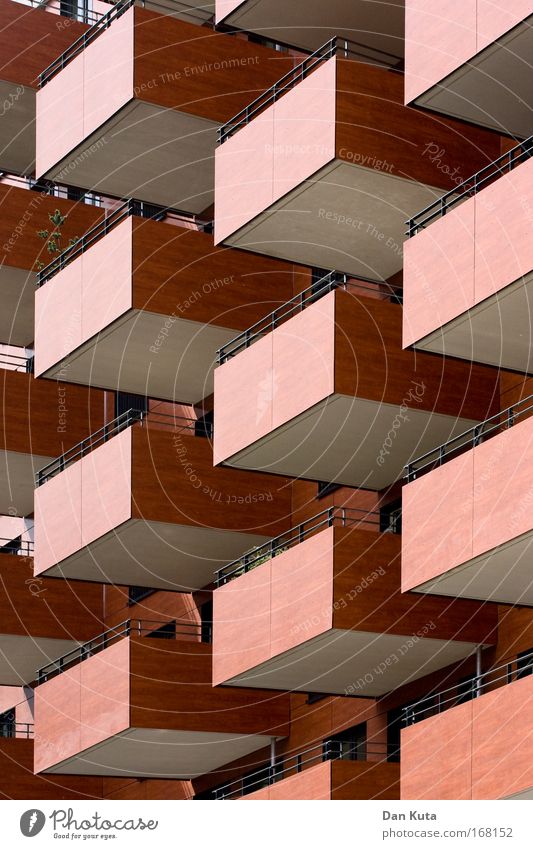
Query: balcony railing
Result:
<box><xmin>406</xmin><ymin>136</ymin><xmax>533</xmax><ymax>237</ymax></box>
<box><xmin>212</xmin><ymin>739</ymin><xmax>398</xmax><ymax>800</ymax></box>
<box><xmin>0</xmin><ymin>351</ymin><xmax>34</xmax><ymax>373</ymax></box>
<box><xmin>36</xmin><ymin>197</ymin><xmax>213</xmax><ymax>288</ymax></box>
<box><xmin>35</xmin><ymin>407</ymin><xmax>212</xmax><ymax>487</ymax></box>
<box><xmin>38</xmin><ymin>0</ymin><xmax>135</xmax><ymax>87</ymax></box>
<box><xmin>404</xmin><ymin>393</ymin><xmax>533</xmax><ymax>483</ymax></box>
<box><xmin>26</xmin><ymin>0</ymin><xmax>102</xmax><ymax>25</ymax></box>
<box><xmin>403</xmin><ymin>646</ymin><xmax>533</xmax><ymax>726</ymax></box>
<box><xmin>37</xmin><ymin>617</ymin><xmax>208</xmax><ymax>684</ymax></box>
<box><xmin>215</xmin><ymin>505</ymin><xmax>399</xmax><ymax>586</ymax></box>
<box><xmin>0</xmin><ymin>721</ymin><xmax>33</xmax><ymax>739</ymax></box>
<box><xmin>218</xmin><ymin>36</ymin><xmax>402</xmax><ymax>145</ymax></box>
<box><xmin>216</xmin><ymin>271</ymin><xmax>402</xmax><ymax>365</ymax></box>
<box><xmin>0</xmin><ymin>536</ymin><xmax>34</xmax><ymax>556</ymax></box>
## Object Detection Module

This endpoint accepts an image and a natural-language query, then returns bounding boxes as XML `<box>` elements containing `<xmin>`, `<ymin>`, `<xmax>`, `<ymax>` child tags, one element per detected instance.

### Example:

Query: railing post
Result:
<box><xmin>507</xmin><ymin>406</ymin><xmax>515</xmax><ymax>428</ymax></box>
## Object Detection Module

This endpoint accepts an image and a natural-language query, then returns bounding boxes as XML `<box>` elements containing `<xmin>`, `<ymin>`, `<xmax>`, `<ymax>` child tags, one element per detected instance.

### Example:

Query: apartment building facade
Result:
<box><xmin>0</xmin><ymin>0</ymin><xmax>531</xmax><ymax>801</ymax></box>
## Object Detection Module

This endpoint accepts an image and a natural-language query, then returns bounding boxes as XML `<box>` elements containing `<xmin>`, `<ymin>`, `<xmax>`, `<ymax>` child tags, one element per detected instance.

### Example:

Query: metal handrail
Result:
<box><xmin>213</xmin><ymin>739</ymin><xmax>399</xmax><ymax>800</ymax></box>
<box><xmin>218</xmin><ymin>36</ymin><xmax>401</xmax><ymax>145</ymax></box>
<box><xmin>0</xmin><ymin>352</ymin><xmax>34</xmax><ymax>373</ymax></box>
<box><xmin>215</xmin><ymin>506</ymin><xmax>399</xmax><ymax>586</ymax></box>
<box><xmin>0</xmin><ymin>537</ymin><xmax>34</xmax><ymax>556</ymax></box>
<box><xmin>37</xmin><ymin>617</ymin><xmax>207</xmax><ymax>684</ymax></box>
<box><xmin>403</xmin><ymin>645</ymin><xmax>533</xmax><ymax>726</ymax></box>
<box><xmin>39</xmin><ymin>0</ymin><xmax>135</xmax><ymax>87</ymax></box>
<box><xmin>404</xmin><ymin>393</ymin><xmax>533</xmax><ymax>483</ymax></box>
<box><xmin>27</xmin><ymin>0</ymin><xmax>102</xmax><ymax>24</ymax></box>
<box><xmin>216</xmin><ymin>271</ymin><xmax>402</xmax><ymax>365</ymax></box>
<box><xmin>0</xmin><ymin>721</ymin><xmax>34</xmax><ymax>739</ymax></box>
<box><xmin>35</xmin><ymin>407</ymin><xmax>212</xmax><ymax>486</ymax></box>
<box><xmin>36</xmin><ymin>197</ymin><xmax>211</xmax><ymax>287</ymax></box>
<box><xmin>406</xmin><ymin>136</ymin><xmax>533</xmax><ymax>237</ymax></box>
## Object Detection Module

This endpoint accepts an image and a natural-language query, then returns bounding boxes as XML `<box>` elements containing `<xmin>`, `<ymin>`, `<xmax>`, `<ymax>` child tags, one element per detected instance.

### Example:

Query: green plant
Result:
<box><xmin>35</xmin><ymin>209</ymin><xmax>78</xmax><ymax>270</ymax></box>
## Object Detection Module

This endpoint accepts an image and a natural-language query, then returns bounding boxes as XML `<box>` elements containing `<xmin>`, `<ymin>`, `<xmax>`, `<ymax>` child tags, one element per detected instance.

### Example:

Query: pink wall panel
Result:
<box><xmin>36</xmin><ymin>57</ymin><xmax>84</xmax><ymax>179</ymax></box>
<box><xmin>215</xmin><ymin>60</ymin><xmax>335</xmax><ymax>246</ymax></box>
<box><xmin>80</xmin><ymin>641</ymin><xmax>130</xmax><ymax>751</ymax></box>
<box><xmin>81</xmin><ymin>428</ymin><xmax>132</xmax><ymax>548</ymax></box>
<box><xmin>80</xmin><ymin>218</ymin><xmax>133</xmax><ymax>342</ymax></box>
<box><xmin>476</xmin><ymin>1</ymin><xmax>533</xmax><ymax>52</ymax></box>
<box><xmin>34</xmin><ymin>665</ymin><xmax>82</xmax><ymax>773</ymax></box>
<box><xmin>401</xmin><ymin>452</ymin><xmax>474</xmax><ymax>591</ymax></box>
<box><xmin>34</xmin><ymin>462</ymin><xmax>83</xmax><ymax>577</ymax></box>
<box><xmin>35</xmin><ymin>258</ymin><xmax>83</xmax><ymax>377</ymax></box>
<box><xmin>403</xmin><ymin>199</ymin><xmax>475</xmax><ymax>348</ymax></box>
<box><xmin>215</xmin><ymin>0</ymin><xmax>243</xmax><ymax>23</ymax></box>
<box><xmin>212</xmin><ymin>560</ymin><xmax>272</xmax><ymax>685</ymax></box>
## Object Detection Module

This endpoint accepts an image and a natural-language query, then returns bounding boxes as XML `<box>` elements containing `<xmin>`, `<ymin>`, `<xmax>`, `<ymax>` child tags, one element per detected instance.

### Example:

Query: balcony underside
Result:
<box><xmin>412</xmin><ymin>19</ymin><xmax>533</xmax><ymax>137</ymax></box>
<box><xmin>220</xmin><ymin>161</ymin><xmax>441</xmax><ymax>279</ymax></box>
<box><xmin>218</xmin><ymin>0</ymin><xmax>404</xmax><ymax>57</ymax></box>
<box><xmin>412</xmin><ymin>273</ymin><xmax>533</xmax><ymax>374</ymax></box>
<box><xmin>38</xmin><ymin>309</ymin><xmax>238</xmax><ymax>403</ymax></box>
<box><xmin>38</xmin><ymin>518</ymin><xmax>270</xmax><ymax>591</ymax></box>
<box><xmin>1</xmin><ymin>450</ymin><xmax>52</xmax><ymax>515</ymax></box>
<box><xmin>0</xmin><ymin>81</ymin><xmax>35</xmax><ymax>174</ymax></box>
<box><xmin>410</xmin><ymin>531</ymin><xmax>533</xmax><ymax>606</ymax></box>
<box><xmin>142</xmin><ymin>0</ymin><xmax>215</xmax><ymax>23</ymax></box>
<box><xmin>220</xmin><ymin>394</ymin><xmax>479</xmax><ymax>489</ymax></box>
<box><xmin>39</xmin><ymin>101</ymin><xmax>218</xmax><ymax>213</ymax></box>
<box><xmin>41</xmin><ymin>727</ymin><xmax>271</xmax><ymax>778</ymax></box>
<box><xmin>0</xmin><ymin>266</ymin><xmax>35</xmax><ymax>347</ymax></box>
<box><xmin>220</xmin><ymin>628</ymin><xmax>480</xmax><ymax>696</ymax></box>
<box><xmin>0</xmin><ymin>635</ymin><xmax>83</xmax><ymax>685</ymax></box>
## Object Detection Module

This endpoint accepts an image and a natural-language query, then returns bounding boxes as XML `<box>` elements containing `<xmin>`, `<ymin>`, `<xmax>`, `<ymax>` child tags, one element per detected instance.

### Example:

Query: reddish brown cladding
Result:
<box><xmin>0</xmin><ymin>740</ymin><xmax>103</xmax><ymax>799</ymax></box>
<box><xmin>103</xmin><ymin>585</ymin><xmax>204</xmax><ymax>631</ymax></box>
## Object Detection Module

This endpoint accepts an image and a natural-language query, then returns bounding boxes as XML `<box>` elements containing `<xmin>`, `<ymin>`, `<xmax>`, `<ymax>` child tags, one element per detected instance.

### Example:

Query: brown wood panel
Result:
<box><xmin>103</xmin><ymin>585</ymin><xmax>202</xmax><ymax>630</ymax></box>
<box><xmin>0</xmin><ymin>0</ymin><xmax>89</xmax><ymax>87</ymax></box>
<box><xmin>130</xmin><ymin>637</ymin><xmax>290</xmax><ymax>737</ymax></box>
<box><xmin>332</xmin><ymin>760</ymin><xmax>400</xmax><ymax>800</ymax></box>
<box><xmin>132</xmin><ymin>218</ymin><xmax>296</xmax><ymax>329</ymax></box>
<box><xmin>134</xmin><ymin>9</ymin><xmax>296</xmax><ymax>123</ymax></box>
<box><xmin>0</xmin><ymin>371</ymin><xmax>105</xmax><ymax>456</ymax></box>
<box><xmin>332</xmin><ymin>526</ymin><xmax>498</xmax><ymax>645</ymax></box>
<box><xmin>334</xmin><ymin>289</ymin><xmax>500</xmax><ymax>421</ymax></box>
<box><xmin>0</xmin><ymin>740</ymin><xmax>103</xmax><ymax>799</ymax></box>
<box><xmin>0</xmin><ymin>184</ymin><xmax>104</xmax><ymax>271</ymax></box>
<box><xmin>102</xmin><ymin>777</ymin><xmax>193</xmax><ymax>799</ymax></box>
<box><xmin>0</xmin><ymin>554</ymin><xmax>103</xmax><ymax>640</ymax></box>
<box><xmin>336</xmin><ymin>59</ymin><xmax>503</xmax><ymax>192</ymax></box>
<box><xmin>131</xmin><ymin>426</ymin><xmax>292</xmax><ymax>537</ymax></box>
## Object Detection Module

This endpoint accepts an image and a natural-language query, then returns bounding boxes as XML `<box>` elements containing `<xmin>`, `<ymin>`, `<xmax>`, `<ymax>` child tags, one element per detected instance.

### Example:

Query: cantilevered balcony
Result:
<box><xmin>0</xmin><ymin>179</ymin><xmax>103</xmax><ymax>347</ymax></box>
<box><xmin>0</xmin><ymin>548</ymin><xmax>102</xmax><ymax>684</ymax></box>
<box><xmin>213</xmin><ymin>740</ymin><xmax>400</xmax><ymax>800</ymax></box>
<box><xmin>216</xmin><ymin>0</ymin><xmax>404</xmax><ymax>60</ymax></box>
<box><xmin>0</xmin><ymin>369</ymin><xmax>104</xmax><ymax>516</ymax></box>
<box><xmin>0</xmin><ymin>0</ymin><xmax>96</xmax><ymax>173</ymax></box>
<box><xmin>215</xmin><ymin>39</ymin><xmax>502</xmax><ymax>277</ymax></box>
<box><xmin>214</xmin><ymin>275</ymin><xmax>500</xmax><ymax>488</ymax></box>
<box><xmin>401</xmin><ymin>646</ymin><xmax>533</xmax><ymax>800</ymax></box>
<box><xmin>35</xmin><ymin>1</ymin><xmax>295</xmax><ymax>210</ymax></box>
<box><xmin>404</xmin><ymin>139</ymin><xmax>533</xmax><ymax>373</ymax></box>
<box><xmin>405</xmin><ymin>0</ymin><xmax>533</xmax><ymax>136</ymax></box>
<box><xmin>213</xmin><ymin>507</ymin><xmax>496</xmax><ymax>695</ymax></box>
<box><xmin>35</xmin><ymin>199</ymin><xmax>296</xmax><ymax>403</ymax></box>
<box><xmin>34</xmin><ymin>408</ymin><xmax>291</xmax><ymax>590</ymax></box>
<box><xmin>402</xmin><ymin>394</ymin><xmax>533</xmax><ymax>605</ymax></box>
<box><xmin>34</xmin><ymin>619</ymin><xmax>290</xmax><ymax>777</ymax></box>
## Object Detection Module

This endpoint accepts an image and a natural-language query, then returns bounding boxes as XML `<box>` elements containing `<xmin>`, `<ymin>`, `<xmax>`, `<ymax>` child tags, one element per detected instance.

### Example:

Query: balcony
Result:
<box><xmin>34</xmin><ymin>408</ymin><xmax>291</xmax><ymax>590</ymax></box>
<box><xmin>213</xmin><ymin>740</ymin><xmax>400</xmax><ymax>800</ymax></box>
<box><xmin>402</xmin><ymin>395</ymin><xmax>533</xmax><ymax>605</ymax></box>
<box><xmin>214</xmin><ymin>277</ymin><xmax>500</xmax><ymax>488</ymax></box>
<box><xmin>215</xmin><ymin>39</ymin><xmax>502</xmax><ymax>277</ymax></box>
<box><xmin>34</xmin><ymin>619</ymin><xmax>290</xmax><ymax>777</ymax></box>
<box><xmin>0</xmin><ymin>548</ymin><xmax>102</xmax><ymax>684</ymax></box>
<box><xmin>401</xmin><ymin>647</ymin><xmax>533</xmax><ymax>799</ymax></box>
<box><xmin>216</xmin><ymin>0</ymin><xmax>404</xmax><ymax>59</ymax></box>
<box><xmin>101</xmin><ymin>0</ymin><xmax>215</xmax><ymax>24</ymax></box>
<box><xmin>0</xmin><ymin>369</ymin><xmax>104</xmax><ymax>516</ymax></box>
<box><xmin>35</xmin><ymin>200</ymin><xmax>296</xmax><ymax>403</ymax></box>
<box><xmin>213</xmin><ymin>508</ymin><xmax>497</xmax><ymax>695</ymax></box>
<box><xmin>35</xmin><ymin>2</ymin><xmax>295</xmax><ymax>211</ymax></box>
<box><xmin>404</xmin><ymin>140</ymin><xmax>533</xmax><ymax>372</ymax></box>
<box><xmin>0</xmin><ymin>179</ymin><xmax>103</xmax><ymax>347</ymax></box>
<box><xmin>0</xmin><ymin>0</ymin><xmax>95</xmax><ymax>173</ymax></box>
<box><xmin>405</xmin><ymin>0</ymin><xmax>533</xmax><ymax>136</ymax></box>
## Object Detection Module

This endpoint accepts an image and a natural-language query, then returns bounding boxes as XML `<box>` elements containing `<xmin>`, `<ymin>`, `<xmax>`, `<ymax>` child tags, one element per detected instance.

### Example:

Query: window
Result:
<box><xmin>200</xmin><ymin>600</ymin><xmax>212</xmax><ymax>644</ymax></box>
<box><xmin>316</xmin><ymin>482</ymin><xmax>341</xmax><ymax>499</ymax></box>
<box><xmin>146</xmin><ymin>621</ymin><xmax>176</xmax><ymax>640</ymax></box>
<box><xmin>0</xmin><ymin>709</ymin><xmax>15</xmax><ymax>738</ymax></box>
<box><xmin>456</xmin><ymin>674</ymin><xmax>477</xmax><ymax>704</ymax></box>
<box><xmin>307</xmin><ymin>692</ymin><xmax>328</xmax><ymax>704</ymax></box>
<box><xmin>195</xmin><ymin>410</ymin><xmax>213</xmax><ymax>438</ymax></box>
<box><xmin>127</xmin><ymin>587</ymin><xmax>155</xmax><ymax>606</ymax></box>
<box><xmin>380</xmin><ymin>498</ymin><xmax>402</xmax><ymax>534</ymax></box>
<box><xmin>115</xmin><ymin>392</ymin><xmax>148</xmax><ymax>418</ymax></box>
<box><xmin>324</xmin><ymin>722</ymin><xmax>366</xmax><ymax>761</ymax></box>
<box><xmin>0</xmin><ymin>536</ymin><xmax>21</xmax><ymax>555</ymax></box>
<box><xmin>386</xmin><ymin>707</ymin><xmax>403</xmax><ymax>763</ymax></box>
